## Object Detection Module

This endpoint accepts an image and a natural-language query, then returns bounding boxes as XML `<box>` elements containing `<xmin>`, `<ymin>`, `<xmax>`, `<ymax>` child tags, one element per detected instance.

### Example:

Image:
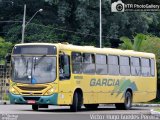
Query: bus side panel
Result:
<box><xmin>132</xmin><ymin>76</ymin><xmax>157</xmax><ymax>102</ymax></box>
<box><xmin>82</xmin><ymin>75</ymin><xmax>126</xmax><ymax>104</ymax></box>
<box><xmin>57</xmin><ymin>92</ymin><xmax>73</xmax><ymax>105</ymax></box>
<box><xmin>58</xmin><ymin>76</ymin><xmax>73</xmax><ymax>105</ymax></box>
<box><xmin>77</xmin><ymin>74</ymin><xmax>98</xmax><ymax>104</ymax></box>
<box><xmin>83</xmin><ymin>92</ymin><xmax>97</xmax><ymax>104</ymax></box>
<box><xmin>145</xmin><ymin>76</ymin><xmax>157</xmax><ymax>102</ymax></box>
<box><xmin>97</xmin><ymin>92</ymin><xmax>107</xmax><ymax>103</ymax></box>
<box><xmin>57</xmin><ymin>50</ymin><xmax>73</xmax><ymax>105</ymax></box>
<box><xmin>133</xmin><ymin>92</ymin><xmax>147</xmax><ymax>102</ymax></box>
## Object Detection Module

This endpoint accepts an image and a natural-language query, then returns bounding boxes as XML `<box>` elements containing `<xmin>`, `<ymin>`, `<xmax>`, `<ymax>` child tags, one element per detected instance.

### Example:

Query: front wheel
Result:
<box><xmin>32</xmin><ymin>105</ymin><xmax>38</xmax><ymax>111</ymax></box>
<box><xmin>115</xmin><ymin>91</ymin><xmax>132</xmax><ymax>110</ymax></box>
<box><xmin>70</xmin><ymin>92</ymin><xmax>82</xmax><ymax>112</ymax></box>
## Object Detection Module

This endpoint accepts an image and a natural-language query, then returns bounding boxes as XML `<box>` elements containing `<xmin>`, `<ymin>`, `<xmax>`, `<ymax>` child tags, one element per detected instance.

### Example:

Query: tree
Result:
<box><xmin>0</xmin><ymin>37</ymin><xmax>12</xmax><ymax>64</ymax></box>
<box><xmin>0</xmin><ymin>0</ymin><xmax>160</xmax><ymax>47</ymax></box>
<box><xmin>140</xmin><ymin>35</ymin><xmax>160</xmax><ymax>99</ymax></box>
<box><xmin>119</xmin><ymin>34</ymin><xmax>146</xmax><ymax>51</ymax></box>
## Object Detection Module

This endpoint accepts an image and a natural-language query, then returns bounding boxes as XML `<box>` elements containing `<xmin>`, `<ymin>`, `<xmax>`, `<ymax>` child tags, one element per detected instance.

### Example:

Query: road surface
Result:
<box><xmin>0</xmin><ymin>105</ymin><xmax>159</xmax><ymax>120</ymax></box>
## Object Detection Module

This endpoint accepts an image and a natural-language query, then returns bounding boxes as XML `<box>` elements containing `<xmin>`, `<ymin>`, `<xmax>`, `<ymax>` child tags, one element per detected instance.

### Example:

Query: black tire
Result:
<box><xmin>115</xmin><ymin>91</ymin><xmax>132</xmax><ymax>110</ymax></box>
<box><xmin>32</xmin><ymin>105</ymin><xmax>38</xmax><ymax>111</ymax></box>
<box><xmin>70</xmin><ymin>92</ymin><xmax>82</xmax><ymax>112</ymax></box>
<box><xmin>115</xmin><ymin>103</ymin><xmax>123</xmax><ymax>110</ymax></box>
<box><xmin>156</xmin><ymin>89</ymin><xmax>160</xmax><ymax>99</ymax></box>
<box><xmin>84</xmin><ymin>104</ymin><xmax>99</xmax><ymax>110</ymax></box>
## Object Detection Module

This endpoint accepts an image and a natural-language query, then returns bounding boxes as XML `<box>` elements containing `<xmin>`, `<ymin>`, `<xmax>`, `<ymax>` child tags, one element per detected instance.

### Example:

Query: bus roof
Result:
<box><xmin>15</xmin><ymin>43</ymin><xmax>155</xmax><ymax>58</ymax></box>
<box><xmin>58</xmin><ymin>43</ymin><xmax>155</xmax><ymax>58</ymax></box>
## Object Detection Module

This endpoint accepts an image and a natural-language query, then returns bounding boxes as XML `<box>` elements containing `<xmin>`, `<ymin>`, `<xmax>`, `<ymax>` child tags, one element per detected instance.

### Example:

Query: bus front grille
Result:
<box><xmin>17</xmin><ymin>86</ymin><xmax>46</xmax><ymax>91</ymax></box>
<box><xmin>21</xmin><ymin>92</ymin><xmax>42</xmax><ymax>95</ymax></box>
<box><xmin>23</xmin><ymin>97</ymin><xmax>40</xmax><ymax>101</ymax></box>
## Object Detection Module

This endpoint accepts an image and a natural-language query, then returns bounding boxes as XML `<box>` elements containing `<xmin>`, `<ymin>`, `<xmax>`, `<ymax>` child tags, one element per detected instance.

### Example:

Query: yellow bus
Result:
<box><xmin>9</xmin><ymin>43</ymin><xmax>157</xmax><ymax>111</ymax></box>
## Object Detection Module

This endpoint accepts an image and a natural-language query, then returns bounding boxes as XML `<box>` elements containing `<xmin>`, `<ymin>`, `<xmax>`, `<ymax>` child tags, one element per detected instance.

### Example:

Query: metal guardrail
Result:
<box><xmin>0</xmin><ymin>64</ymin><xmax>10</xmax><ymax>102</ymax></box>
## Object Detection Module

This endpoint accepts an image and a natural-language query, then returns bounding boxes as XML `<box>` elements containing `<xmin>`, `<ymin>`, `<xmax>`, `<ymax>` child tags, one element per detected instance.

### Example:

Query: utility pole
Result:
<box><xmin>21</xmin><ymin>4</ymin><xmax>26</xmax><ymax>43</ymax></box>
<box><xmin>99</xmin><ymin>0</ymin><xmax>102</xmax><ymax>48</ymax></box>
<box><xmin>21</xmin><ymin>4</ymin><xmax>43</xmax><ymax>43</ymax></box>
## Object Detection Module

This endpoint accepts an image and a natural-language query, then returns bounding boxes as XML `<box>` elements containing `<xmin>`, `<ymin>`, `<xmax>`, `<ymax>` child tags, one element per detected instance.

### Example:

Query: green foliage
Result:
<box><xmin>0</xmin><ymin>0</ymin><xmax>160</xmax><ymax>48</ymax></box>
<box><xmin>0</xmin><ymin>37</ymin><xmax>12</xmax><ymax>64</ymax></box>
<box><xmin>25</xmin><ymin>23</ymin><xmax>58</xmax><ymax>43</ymax></box>
<box><xmin>119</xmin><ymin>34</ymin><xmax>146</xmax><ymax>51</ymax></box>
<box><xmin>156</xmin><ymin>109</ymin><xmax>160</xmax><ymax>112</ymax></box>
<box><xmin>140</xmin><ymin>35</ymin><xmax>160</xmax><ymax>82</ymax></box>
<box><xmin>120</xmin><ymin>34</ymin><xmax>160</xmax><ymax>62</ymax></box>
<box><xmin>120</xmin><ymin>34</ymin><xmax>160</xmax><ymax>91</ymax></box>
<box><xmin>3</xmin><ymin>93</ymin><xmax>9</xmax><ymax>100</ymax></box>
<box><xmin>140</xmin><ymin>35</ymin><xmax>160</xmax><ymax>58</ymax></box>
<box><xmin>119</xmin><ymin>37</ymin><xmax>133</xmax><ymax>50</ymax></box>
<box><xmin>4</xmin><ymin>23</ymin><xmax>22</xmax><ymax>43</ymax></box>
<box><xmin>0</xmin><ymin>0</ymin><xmax>159</xmax><ymax>50</ymax></box>
<box><xmin>133</xmin><ymin>34</ymin><xmax>146</xmax><ymax>51</ymax></box>
<box><xmin>147</xmin><ymin>99</ymin><xmax>160</xmax><ymax>104</ymax></box>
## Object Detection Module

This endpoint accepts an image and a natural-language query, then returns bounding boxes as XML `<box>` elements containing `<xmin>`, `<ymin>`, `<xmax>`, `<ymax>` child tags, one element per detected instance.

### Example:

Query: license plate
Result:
<box><xmin>27</xmin><ymin>100</ymin><xmax>36</xmax><ymax>104</ymax></box>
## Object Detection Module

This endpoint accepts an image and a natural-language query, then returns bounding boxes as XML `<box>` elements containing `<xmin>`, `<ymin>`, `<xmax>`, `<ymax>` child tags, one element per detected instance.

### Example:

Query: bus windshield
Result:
<box><xmin>12</xmin><ymin>56</ymin><xmax>56</xmax><ymax>84</ymax></box>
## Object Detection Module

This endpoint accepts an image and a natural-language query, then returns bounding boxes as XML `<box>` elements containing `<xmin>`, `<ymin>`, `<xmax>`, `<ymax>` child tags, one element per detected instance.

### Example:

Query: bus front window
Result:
<box><xmin>12</xmin><ymin>56</ymin><xmax>56</xmax><ymax>84</ymax></box>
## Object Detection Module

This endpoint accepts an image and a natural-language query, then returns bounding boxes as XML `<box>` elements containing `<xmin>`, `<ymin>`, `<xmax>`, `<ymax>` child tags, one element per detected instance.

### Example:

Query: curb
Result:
<box><xmin>133</xmin><ymin>104</ymin><xmax>160</xmax><ymax>107</ymax></box>
<box><xmin>102</xmin><ymin>103</ymin><xmax>160</xmax><ymax>107</ymax></box>
<box><xmin>0</xmin><ymin>102</ymin><xmax>160</xmax><ymax>107</ymax></box>
<box><xmin>150</xmin><ymin>109</ymin><xmax>160</xmax><ymax>118</ymax></box>
<box><xmin>0</xmin><ymin>100</ymin><xmax>10</xmax><ymax>105</ymax></box>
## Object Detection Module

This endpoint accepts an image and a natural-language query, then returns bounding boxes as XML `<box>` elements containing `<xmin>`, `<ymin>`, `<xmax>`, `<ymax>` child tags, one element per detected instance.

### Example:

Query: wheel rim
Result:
<box><xmin>126</xmin><ymin>96</ymin><xmax>130</xmax><ymax>107</ymax></box>
<box><xmin>125</xmin><ymin>92</ymin><xmax>131</xmax><ymax>108</ymax></box>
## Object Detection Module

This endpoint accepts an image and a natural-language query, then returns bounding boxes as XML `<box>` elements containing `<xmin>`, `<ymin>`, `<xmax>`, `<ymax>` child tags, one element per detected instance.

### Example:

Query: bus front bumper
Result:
<box><xmin>9</xmin><ymin>93</ymin><xmax>58</xmax><ymax>105</ymax></box>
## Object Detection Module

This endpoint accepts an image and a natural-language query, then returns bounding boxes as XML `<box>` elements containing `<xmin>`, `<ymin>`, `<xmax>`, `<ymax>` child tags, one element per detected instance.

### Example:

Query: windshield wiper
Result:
<box><xmin>33</xmin><ymin>55</ymin><xmax>46</xmax><ymax>70</ymax></box>
<box><xmin>21</xmin><ymin>54</ymin><xmax>28</xmax><ymax>68</ymax></box>
<box><xmin>20</xmin><ymin>54</ymin><xmax>29</xmax><ymax>75</ymax></box>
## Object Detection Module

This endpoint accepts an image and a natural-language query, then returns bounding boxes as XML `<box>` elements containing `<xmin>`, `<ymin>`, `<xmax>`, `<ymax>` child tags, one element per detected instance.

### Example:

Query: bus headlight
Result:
<box><xmin>44</xmin><ymin>87</ymin><xmax>56</xmax><ymax>95</ymax></box>
<box><xmin>9</xmin><ymin>87</ymin><xmax>19</xmax><ymax>95</ymax></box>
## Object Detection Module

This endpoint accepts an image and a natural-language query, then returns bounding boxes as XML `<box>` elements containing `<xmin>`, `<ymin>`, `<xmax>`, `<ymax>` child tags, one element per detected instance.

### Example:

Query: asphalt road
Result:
<box><xmin>0</xmin><ymin>105</ymin><xmax>159</xmax><ymax>120</ymax></box>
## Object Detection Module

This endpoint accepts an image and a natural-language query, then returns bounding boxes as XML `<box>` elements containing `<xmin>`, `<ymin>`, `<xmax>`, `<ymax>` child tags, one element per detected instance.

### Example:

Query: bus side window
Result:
<box><xmin>141</xmin><ymin>58</ymin><xmax>150</xmax><ymax>77</ymax></box>
<box><xmin>150</xmin><ymin>59</ymin><xmax>155</xmax><ymax>76</ymax></box>
<box><xmin>82</xmin><ymin>53</ymin><xmax>95</xmax><ymax>74</ymax></box>
<box><xmin>72</xmin><ymin>52</ymin><xmax>82</xmax><ymax>74</ymax></box>
<box><xmin>131</xmin><ymin>57</ymin><xmax>141</xmax><ymax>76</ymax></box>
<box><xmin>119</xmin><ymin>56</ymin><xmax>130</xmax><ymax>76</ymax></box>
<box><xmin>96</xmin><ymin>54</ymin><xmax>107</xmax><ymax>75</ymax></box>
<box><xmin>59</xmin><ymin>55</ymin><xmax>71</xmax><ymax>80</ymax></box>
<box><xmin>108</xmin><ymin>55</ymin><xmax>119</xmax><ymax>75</ymax></box>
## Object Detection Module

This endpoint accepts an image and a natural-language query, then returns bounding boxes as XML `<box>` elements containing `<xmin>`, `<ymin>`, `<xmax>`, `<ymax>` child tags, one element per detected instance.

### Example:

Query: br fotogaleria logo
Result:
<box><xmin>111</xmin><ymin>0</ymin><xmax>125</xmax><ymax>12</ymax></box>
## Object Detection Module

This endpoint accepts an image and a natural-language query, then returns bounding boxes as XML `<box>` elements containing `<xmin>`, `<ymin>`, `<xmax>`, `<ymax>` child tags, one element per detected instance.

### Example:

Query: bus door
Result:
<box><xmin>58</xmin><ymin>54</ymin><xmax>72</xmax><ymax>104</ymax></box>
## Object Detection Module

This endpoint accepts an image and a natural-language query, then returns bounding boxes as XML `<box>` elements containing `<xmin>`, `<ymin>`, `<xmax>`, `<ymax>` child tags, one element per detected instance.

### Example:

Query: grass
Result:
<box><xmin>155</xmin><ymin>109</ymin><xmax>160</xmax><ymax>112</ymax></box>
<box><xmin>147</xmin><ymin>99</ymin><xmax>160</xmax><ymax>104</ymax></box>
<box><xmin>0</xmin><ymin>60</ymin><xmax>5</xmax><ymax>65</ymax></box>
<box><xmin>2</xmin><ymin>93</ymin><xmax>9</xmax><ymax>100</ymax></box>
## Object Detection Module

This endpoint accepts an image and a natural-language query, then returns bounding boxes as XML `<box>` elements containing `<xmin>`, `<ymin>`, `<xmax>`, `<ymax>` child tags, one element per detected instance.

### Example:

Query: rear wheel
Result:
<box><xmin>84</xmin><ymin>104</ymin><xmax>99</xmax><ymax>110</ymax></box>
<box><xmin>70</xmin><ymin>92</ymin><xmax>82</xmax><ymax>112</ymax></box>
<box><xmin>156</xmin><ymin>89</ymin><xmax>160</xmax><ymax>99</ymax></box>
<box><xmin>115</xmin><ymin>91</ymin><xmax>132</xmax><ymax>110</ymax></box>
<box><xmin>32</xmin><ymin>105</ymin><xmax>38</xmax><ymax>111</ymax></box>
